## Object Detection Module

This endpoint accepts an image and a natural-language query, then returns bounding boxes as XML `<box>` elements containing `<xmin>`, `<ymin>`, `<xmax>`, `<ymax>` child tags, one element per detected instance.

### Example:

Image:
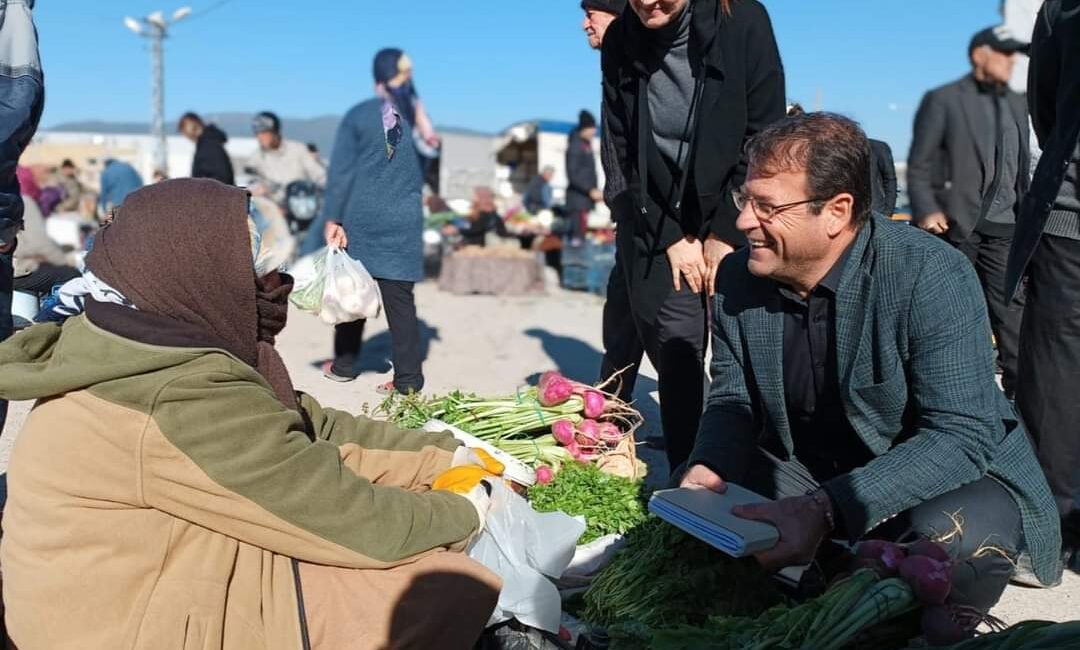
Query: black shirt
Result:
<box><xmin>459</xmin><ymin>212</ymin><xmax>509</xmax><ymax>247</ymax></box>
<box><xmin>778</xmin><ymin>243</ymin><xmax>872</xmax><ymax>481</ymax></box>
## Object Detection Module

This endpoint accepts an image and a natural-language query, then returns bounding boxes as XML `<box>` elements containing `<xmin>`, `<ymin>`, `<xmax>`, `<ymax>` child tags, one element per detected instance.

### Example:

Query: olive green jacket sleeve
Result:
<box><xmin>299</xmin><ymin>392</ymin><xmax>460</xmax><ymax>490</ymax></box>
<box><xmin>140</xmin><ymin>369</ymin><xmax>479</xmax><ymax>569</ymax></box>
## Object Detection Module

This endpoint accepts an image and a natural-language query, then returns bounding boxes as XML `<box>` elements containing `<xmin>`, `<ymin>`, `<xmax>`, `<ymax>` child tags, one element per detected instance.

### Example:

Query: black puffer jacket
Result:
<box><xmin>192</xmin><ymin>124</ymin><xmax>235</xmax><ymax>186</ymax></box>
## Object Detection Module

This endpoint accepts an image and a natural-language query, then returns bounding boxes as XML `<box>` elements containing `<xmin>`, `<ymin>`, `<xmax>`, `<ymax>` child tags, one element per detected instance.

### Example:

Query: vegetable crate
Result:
<box><xmin>561</xmin><ymin>241</ymin><xmax>616</xmax><ymax>296</ymax></box>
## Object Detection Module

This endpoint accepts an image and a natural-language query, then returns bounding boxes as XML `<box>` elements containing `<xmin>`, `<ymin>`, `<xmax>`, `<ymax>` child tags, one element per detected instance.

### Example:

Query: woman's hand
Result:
<box><xmin>667</xmin><ymin>236</ymin><xmax>707</xmax><ymax>293</ymax></box>
<box><xmin>325</xmin><ymin>222</ymin><xmax>348</xmax><ymax>249</ymax></box>
<box><xmin>703</xmin><ymin>234</ymin><xmax>735</xmax><ymax>296</ymax></box>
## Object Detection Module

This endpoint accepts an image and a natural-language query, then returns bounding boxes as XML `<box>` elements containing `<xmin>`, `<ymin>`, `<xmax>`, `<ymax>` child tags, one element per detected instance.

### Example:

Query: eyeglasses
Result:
<box><xmin>731</xmin><ymin>189</ymin><xmax>831</xmax><ymax>222</ymax></box>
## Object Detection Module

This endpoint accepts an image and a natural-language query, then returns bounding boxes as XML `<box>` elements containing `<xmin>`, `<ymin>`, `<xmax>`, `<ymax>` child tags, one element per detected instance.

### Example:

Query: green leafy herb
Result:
<box><xmin>527</xmin><ymin>462</ymin><xmax>647</xmax><ymax>544</ymax></box>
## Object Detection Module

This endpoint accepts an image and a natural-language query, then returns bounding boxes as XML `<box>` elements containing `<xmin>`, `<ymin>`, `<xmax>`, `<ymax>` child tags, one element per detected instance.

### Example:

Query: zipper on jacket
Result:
<box><xmin>291</xmin><ymin>558</ymin><xmax>313</xmax><ymax>650</ymax></box>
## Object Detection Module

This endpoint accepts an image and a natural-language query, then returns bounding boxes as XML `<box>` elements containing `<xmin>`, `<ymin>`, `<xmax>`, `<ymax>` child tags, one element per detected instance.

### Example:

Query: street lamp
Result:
<box><xmin>123</xmin><ymin>6</ymin><xmax>192</xmax><ymax>175</ymax></box>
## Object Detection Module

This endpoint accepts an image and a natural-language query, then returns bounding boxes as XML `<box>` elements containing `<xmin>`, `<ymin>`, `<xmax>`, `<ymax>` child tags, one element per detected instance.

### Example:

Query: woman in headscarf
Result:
<box><xmin>320</xmin><ymin>49</ymin><xmax>433</xmax><ymax>393</ymax></box>
<box><xmin>0</xmin><ymin>179</ymin><xmax>500</xmax><ymax>650</ymax></box>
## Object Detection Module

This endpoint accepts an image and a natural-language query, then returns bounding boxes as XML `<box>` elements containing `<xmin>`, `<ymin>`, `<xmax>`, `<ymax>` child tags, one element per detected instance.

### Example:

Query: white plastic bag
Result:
<box><xmin>468</xmin><ymin>481</ymin><xmax>586</xmax><ymax>634</ymax></box>
<box><xmin>320</xmin><ymin>247</ymin><xmax>382</xmax><ymax>325</ymax></box>
<box><xmin>288</xmin><ymin>249</ymin><xmax>327</xmax><ymax>314</ymax></box>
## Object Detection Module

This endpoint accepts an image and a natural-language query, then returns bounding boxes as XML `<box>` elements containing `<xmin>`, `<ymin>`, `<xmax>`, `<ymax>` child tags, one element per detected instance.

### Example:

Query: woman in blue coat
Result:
<box><xmin>323</xmin><ymin>48</ymin><xmax>438</xmax><ymax>394</ymax></box>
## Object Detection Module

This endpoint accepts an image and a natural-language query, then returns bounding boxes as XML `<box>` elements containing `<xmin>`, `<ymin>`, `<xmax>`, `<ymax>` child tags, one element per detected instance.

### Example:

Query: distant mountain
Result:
<box><xmin>48</xmin><ymin>112</ymin><xmax>498</xmax><ymax>155</ymax></box>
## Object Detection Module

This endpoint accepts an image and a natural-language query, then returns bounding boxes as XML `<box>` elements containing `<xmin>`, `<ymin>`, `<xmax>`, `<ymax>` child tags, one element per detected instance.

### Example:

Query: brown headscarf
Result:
<box><xmin>85</xmin><ymin>178</ymin><xmax>299</xmax><ymax>410</ymax></box>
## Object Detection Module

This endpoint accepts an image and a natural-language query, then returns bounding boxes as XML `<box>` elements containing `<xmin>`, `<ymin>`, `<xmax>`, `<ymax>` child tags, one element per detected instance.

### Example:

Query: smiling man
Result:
<box><xmin>680</xmin><ymin>112</ymin><xmax>1062</xmax><ymax>610</ymax></box>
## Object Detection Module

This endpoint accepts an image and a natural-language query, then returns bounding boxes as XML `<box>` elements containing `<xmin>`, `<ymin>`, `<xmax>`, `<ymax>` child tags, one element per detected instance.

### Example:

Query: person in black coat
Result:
<box><xmin>178</xmin><ymin>113</ymin><xmax>235</xmax><ymax>186</ymax></box>
<box><xmin>565</xmin><ymin>110</ymin><xmax>600</xmax><ymax>241</ymax></box>
<box><xmin>907</xmin><ymin>28</ymin><xmax>1030</xmax><ymax>399</ymax></box>
<box><xmin>869</xmin><ymin>139</ymin><xmax>897</xmax><ymax>216</ymax></box>
<box><xmin>602</xmin><ymin>0</ymin><xmax>786</xmax><ymax>472</ymax></box>
<box><xmin>1006</xmin><ymin>0</ymin><xmax>1080</xmax><ymax>570</ymax></box>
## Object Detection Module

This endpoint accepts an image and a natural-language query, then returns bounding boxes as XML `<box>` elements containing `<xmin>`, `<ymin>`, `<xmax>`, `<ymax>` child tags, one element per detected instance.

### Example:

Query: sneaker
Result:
<box><xmin>322</xmin><ymin>361</ymin><xmax>355</xmax><ymax>383</ymax></box>
<box><xmin>375</xmin><ymin>381</ymin><xmax>396</xmax><ymax>396</ymax></box>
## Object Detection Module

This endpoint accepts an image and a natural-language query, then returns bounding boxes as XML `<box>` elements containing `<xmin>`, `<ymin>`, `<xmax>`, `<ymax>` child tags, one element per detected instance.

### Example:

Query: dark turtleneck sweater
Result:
<box><xmin>646</xmin><ymin>5</ymin><xmax>695</xmax><ymax>169</ymax></box>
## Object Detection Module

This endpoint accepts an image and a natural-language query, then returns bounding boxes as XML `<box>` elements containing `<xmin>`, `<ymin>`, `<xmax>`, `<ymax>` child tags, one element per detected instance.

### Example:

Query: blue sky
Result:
<box><xmin>35</xmin><ymin>0</ymin><xmax>1004</xmax><ymax>159</ymax></box>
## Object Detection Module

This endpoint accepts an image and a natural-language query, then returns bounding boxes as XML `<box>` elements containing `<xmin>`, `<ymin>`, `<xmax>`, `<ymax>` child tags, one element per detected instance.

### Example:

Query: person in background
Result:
<box><xmin>321</xmin><ymin>49</ymin><xmax>430</xmax><ymax>395</ymax></box>
<box><xmin>11</xmin><ymin>187</ymin><xmax>77</xmax><ymax>298</ymax></box>
<box><xmin>247</xmin><ymin>111</ymin><xmax>326</xmax><ymax>204</ymax></box>
<box><xmin>54</xmin><ymin>159</ymin><xmax>83</xmax><ymax>213</ymax></box>
<box><xmin>908</xmin><ymin>28</ymin><xmax>1030</xmax><ymax>400</ymax></box>
<box><xmin>565</xmin><ymin>110</ymin><xmax>601</xmax><ymax>242</ymax></box>
<box><xmin>0</xmin><ymin>179</ymin><xmax>501</xmax><ymax>649</ymax></box>
<box><xmin>371</xmin><ymin>49</ymin><xmax>441</xmax><ymax>187</ymax></box>
<box><xmin>602</xmin><ymin>0</ymin><xmax>787</xmax><ymax>471</ymax></box>
<box><xmin>1006</xmin><ymin>0</ymin><xmax>1080</xmax><ymax>574</ymax></box>
<box><xmin>581</xmin><ymin>0</ymin><xmax>626</xmax><ymax>49</ymax></box>
<box><xmin>98</xmin><ymin>158</ymin><xmax>144</xmax><ymax>216</ymax></box>
<box><xmin>522</xmin><ymin>166</ymin><xmax>555</xmax><ymax>214</ymax></box>
<box><xmin>447</xmin><ymin>186</ymin><xmax>510</xmax><ymax>247</ymax></box>
<box><xmin>789</xmin><ymin>104</ymin><xmax>898</xmax><ymax>220</ymax></box>
<box><xmin>682</xmin><ymin>112</ymin><xmax>1061</xmax><ymax>610</ymax></box>
<box><xmin>178</xmin><ymin>112</ymin><xmax>235</xmax><ymax>186</ymax></box>
<box><xmin>307</xmin><ymin>142</ymin><xmax>325</xmax><ymax>166</ymax></box>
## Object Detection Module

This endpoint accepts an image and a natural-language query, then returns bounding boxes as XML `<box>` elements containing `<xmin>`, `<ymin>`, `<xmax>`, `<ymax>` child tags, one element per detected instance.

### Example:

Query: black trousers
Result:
<box><xmin>743</xmin><ymin>447</ymin><xmax>1022</xmax><ymax>612</ymax></box>
<box><xmin>0</xmin><ymin>251</ymin><xmax>12</xmax><ymax>432</ymax></box>
<box><xmin>958</xmin><ymin>233</ymin><xmax>1024</xmax><ymax>398</ymax></box>
<box><xmin>1017</xmin><ymin>234</ymin><xmax>1080</xmax><ymax>539</ymax></box>
<box><xmin>12</xmin><ymin>263</ymin><xmax>79</xmax><ymax>296</ymax></box>
<box><xmin>331</xmin><ymin>279</ymin><xmax>424</xmax><ymax>393</ymax></box>
<box><xmin>634</xmin><ymin>284</ymin><xmax>708</xmax><ymax>472</ymax></box>
<box><xmin>599</xmin><ymin>256</ymin><xmax>644</xmax><ymax>403</ymax></box>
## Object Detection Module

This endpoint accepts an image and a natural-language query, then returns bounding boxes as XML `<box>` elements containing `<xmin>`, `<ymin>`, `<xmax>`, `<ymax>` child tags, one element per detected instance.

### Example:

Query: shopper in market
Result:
<box><xmin>446</xmin><ymin>186</ymin><xmax>510</xmax><ymax>247</ymax></box>
<box><xmin>0</xmin><ymin>179</ymin><xmax>501</xmax><ymax>649</ymax></box>
<box><xmin>522</xmin><ymin>166</ymin><xmax>555</xmax><ymax>215</ymax></box>
<box><xmin>178</xmin><ymin>111</ymin><xmax>235</xmax><ymax>186</ymax></box>
<box><xmin>247</xmin><ymin>110</ymin><xmax>327</xmax><ymax>204</ymax></box>
<box><xmin>681</xmin><ymin>112</ymin><xmax>1062</xmax><ymax>610</ymax></box>
<box><xmin>322</xmin><ymin>48</ymin><xmax>430</xmax><ymax>395</ymax></box>
<box><xmin>601</xmin><ymin>0</ymin><xmax>786</xmax><ymax>471</ymax></box>
<box><xmin>907</xmin><ymin>28</ymin><xmax>1031</xmax><ymax>400</ymax></box>
<box><xmin>565</xmin><ymin>109</ymin><xmax>601</xmax><ymax>243</ymax></box>
<box><xmin>1006</xmin><ymin>0</ymin><xmax>1080</xmax><ymax>574</ymax></box>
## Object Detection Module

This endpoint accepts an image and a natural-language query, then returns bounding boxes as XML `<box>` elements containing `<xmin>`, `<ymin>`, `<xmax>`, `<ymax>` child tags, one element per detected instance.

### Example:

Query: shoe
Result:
<box><xmin>322</xmin><ymin>361</ymin><xmax>355</xmax><ymax>383</ymax></box>
<box><xmin>1010</xmin><ymin>551</ymin><xmax>1062</xmax><ymax>588</ymax></box>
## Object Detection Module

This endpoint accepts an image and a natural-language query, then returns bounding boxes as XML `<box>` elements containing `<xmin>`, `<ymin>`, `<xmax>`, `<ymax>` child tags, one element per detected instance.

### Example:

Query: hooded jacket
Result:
<box><xmin>192</xmin><ymin>124</ymin><xmax>235</xmax><ymax>186</ymax></box>
<box><xmin>0</xmin><ymin>179</ymin><xmax>478</xmax><ymax>649</ymax></box>
<box><xmin>0</xmin><ymin>319</ymin><xmax>478</xmax><ymax>649</ymax></box>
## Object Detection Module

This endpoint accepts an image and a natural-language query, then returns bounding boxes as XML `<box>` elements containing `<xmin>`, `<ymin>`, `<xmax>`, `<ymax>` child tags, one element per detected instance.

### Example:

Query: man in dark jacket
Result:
<box><xmin>565</xmin><ymin>110</ymin><xmax>600</xmax><ymax>241</ymax></box>
<box><xmin>323</xmin><ymin>48</ymin><xmax>428</xmax><ymax>395</ymax></box>
<box><xmin>908</xmin><ymin>28</ymin><xmax>1030</xmax><ymax>399</ymax></box>
<box><xmin>602</xmin><ymin>0</ymin><xmax>786</xmax><ymax>471</ymax></box>
<box><xmin>683</xmin><ymin>112</ymin><xmax>1062</xmax><ymax>608</ymax></box>
<box><xmin>0</xmin><ymin>0</ymin><xmax>44</xmax><ymax>435</ymax></box>
<box><xmin>869</xmin><ymin>139</ymin><xmax>898</xmax><ymax>216</ymax></box>
<box><xmin>1006</xmin><ymin>0</ymin><xmax>1080</xmax><ymax>571</ymax></box>
<box><xmin>178</xmin><ymin>112</ymin><xmax>235</xmax><ymax>185</ymax></box>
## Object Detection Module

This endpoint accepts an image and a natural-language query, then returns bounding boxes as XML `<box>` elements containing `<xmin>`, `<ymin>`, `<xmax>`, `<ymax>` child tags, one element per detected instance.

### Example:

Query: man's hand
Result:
<box><xmin>703</xmin><ymin>234</ymin><xmax>735</xmax><ymax>297</ymax></box>
<box><xmin>325</xmin><ymin>222</ymin><xmax>348</xmax><ymax>249</ymax></box>
<box><xmin>918</xmin><ymin>212</ymin><xmax>950</xmax><ymax>235</ymax></box>
<box><xmin>589</xmin><ymin>188</ymin><xmax>603</xmax><ymax>203</ymax></box>
<box><xmin>667</xmin><ymin>236</ymin><xmax>707</xmax><ymax>293</ymax></box>
<box><xmin>733</xmin><ymin>494</ymin><xmax>831</xmax><ymax>571</ymax></box>
<box><xmin>680</xmin><ymin>464</ymin><xmax>727</xmax><ymax>493</ymax></box>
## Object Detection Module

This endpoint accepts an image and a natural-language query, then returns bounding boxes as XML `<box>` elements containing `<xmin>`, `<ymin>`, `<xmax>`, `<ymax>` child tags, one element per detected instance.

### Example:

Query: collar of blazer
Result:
<box><xmin>738</xmin><ymin>219</ymin><xmax>877</xmax><ymax>455</ymax></box>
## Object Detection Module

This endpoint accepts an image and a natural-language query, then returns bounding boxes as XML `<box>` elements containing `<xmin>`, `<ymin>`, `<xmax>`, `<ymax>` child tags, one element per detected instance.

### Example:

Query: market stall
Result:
<box><xmin>437</xmin><ymin>245</ymin><xmax>547</xmax><ymax>296</ymax></box>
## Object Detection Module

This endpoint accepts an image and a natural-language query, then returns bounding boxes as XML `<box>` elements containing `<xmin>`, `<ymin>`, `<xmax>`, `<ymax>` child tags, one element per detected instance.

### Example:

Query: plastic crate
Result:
<box><xmin>561</xmin><ymin>264</ymin><xmax>590</xmax><ymax>291</ymax></box>
<box><xmin>562</xmin><ymin>240</ymin><xmax>616</xmax><ymax>267</ymax></box>
<box><xmin>588</xmin><ymin>259</ymin><xmax>615</xmax><ymax>297</ymax></box>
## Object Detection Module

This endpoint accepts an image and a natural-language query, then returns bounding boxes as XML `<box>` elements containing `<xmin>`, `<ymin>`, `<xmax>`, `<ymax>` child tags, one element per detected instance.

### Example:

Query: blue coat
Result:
<box><xmin>693</xmin><ymin>214</ymin><xmax>1062</xmax><ymax>585</ymax></box>
<box><xmin>322</xmin><ymin>99</ymin><xmax>423</xmax><ymax>283</ymax></box>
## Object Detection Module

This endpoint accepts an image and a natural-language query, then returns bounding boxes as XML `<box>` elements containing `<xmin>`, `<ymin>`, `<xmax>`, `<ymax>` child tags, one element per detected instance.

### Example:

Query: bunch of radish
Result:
<box><xmin>539</xmin><ymin>371</ymin><xmax>640</xmax><ymax>465</ymax></box>
<box><xmin>855</xmin><ymin>538</ymin><xmax>996</xmax><ymax>646</ymax></box>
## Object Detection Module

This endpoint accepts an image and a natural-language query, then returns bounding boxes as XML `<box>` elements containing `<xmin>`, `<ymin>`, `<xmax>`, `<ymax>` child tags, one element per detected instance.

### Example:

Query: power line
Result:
<box><xmin>185</xmin><ymin>0</ymin><xmax>238</xmax><ymax>23</ymax></box>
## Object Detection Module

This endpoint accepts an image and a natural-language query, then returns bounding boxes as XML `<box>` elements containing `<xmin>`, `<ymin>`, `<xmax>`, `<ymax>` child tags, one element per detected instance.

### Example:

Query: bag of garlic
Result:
<box><xmin>319</xmin><ymin>247</ymin><xmax>383</xmax><ymax>325</ymax></box>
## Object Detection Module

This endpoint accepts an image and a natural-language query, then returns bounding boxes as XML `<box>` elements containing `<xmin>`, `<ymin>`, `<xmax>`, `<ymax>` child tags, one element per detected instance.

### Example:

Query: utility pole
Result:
<box><xmin>124</xmin><ymin>7</ymin><xmax>192</xmax><ymax>175</ymax></box>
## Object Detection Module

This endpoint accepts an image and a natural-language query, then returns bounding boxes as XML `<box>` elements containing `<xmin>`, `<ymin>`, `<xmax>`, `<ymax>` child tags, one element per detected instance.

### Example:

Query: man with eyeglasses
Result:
<box><xmin>680</xmin><ymin>112</ymin><xmax>1062</xmax><ymax>610</ymax></box>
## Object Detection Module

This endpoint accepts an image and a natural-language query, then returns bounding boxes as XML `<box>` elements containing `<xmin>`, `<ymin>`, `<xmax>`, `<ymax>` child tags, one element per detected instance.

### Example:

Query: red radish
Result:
<box><xmin>908</xmin><ymin>538</ymin><xmax>951</xmax><ymax>563</ymax></box>
<box><xmin>899</xmin><ymin>555</ymin><xmax>952</xmax><ymax>605</ymax></box>
<box><xmin>856</xmin><ymin>540</ymin><xmax>907</xmax><ymax>575</ymax></box>
<box><xmin>565</xmin><ymin>440</ymin><xmax>582</xmax><ymax>459</ymax></box>
<box><xmin>552</xmin><ymin>420</ymin><xmax>575</xmax><ymax>446</ymax></box>
<box><xmin>597</xmin><ymin>422</ymin><xmax>623</xmax><ymax>445</ymax></box>
<box><xmin>921</xmin><ymin>605</ymin><xmax>968</xmax><ymax>645</ymax></box>
<box><xmin>539</xmin><ymin>375</ymin><xmax>575</xmax><ymax>406</ymax></box>
<box><xmin>578</xmin><ymin>419</ymin><xmax>600</xmax><ymax>445</ymax></box>
<box><xmin>583</xmin><ymin>390</ymin><xmax>607</xmax><ymax>418</ymax></box>
<box><xmin>535</xmin><ymin>465</ymin><xmax>555</xmax><ymax>485</ymax></box>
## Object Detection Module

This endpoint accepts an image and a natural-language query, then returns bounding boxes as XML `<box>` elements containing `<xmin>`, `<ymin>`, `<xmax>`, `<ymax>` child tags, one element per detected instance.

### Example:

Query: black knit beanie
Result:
<box><xmin>581</xmin><ymin>0</ymin><xmax>627</xmax><ymax>15</ymax></box>
<box><xmin>578</xmin><ymin>110</ymin><xmax>597</xmax><ymax>131</ymax></box>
